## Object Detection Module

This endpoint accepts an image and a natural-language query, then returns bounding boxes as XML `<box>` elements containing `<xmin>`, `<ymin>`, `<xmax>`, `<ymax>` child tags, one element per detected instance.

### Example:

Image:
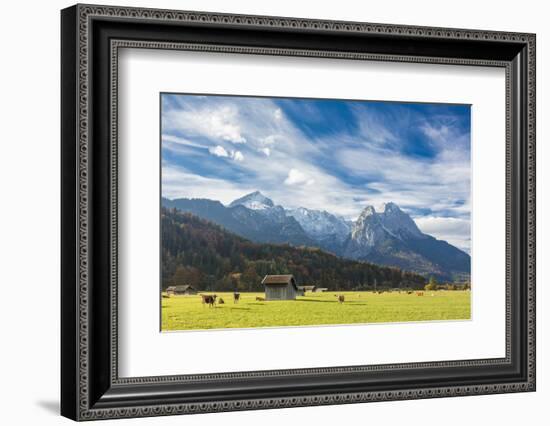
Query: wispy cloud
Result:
<box><xmin>415</xmin><ymin>216</ymin><xmax>471</xmax><ymax>253</ymax></box>
<box><xmin>163</xmin><ymin>102</ymin><xmax>246</xmax><ymax>144</ymax></box>
<box><xmin>162</xmin><ymin>165</ymin><xmax>252</xmax><ymax>203</ymax></box>
<box><xmin>161</xmin><ymin>94</ymin><xmax>471</xmax><ymax>250</ymax></box>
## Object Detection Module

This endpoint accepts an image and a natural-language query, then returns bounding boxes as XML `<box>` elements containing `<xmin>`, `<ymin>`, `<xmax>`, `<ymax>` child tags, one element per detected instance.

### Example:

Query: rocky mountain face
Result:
<box><xmin>346</xmin><ymin>202</ymin><xmax>423</xmax><ymax>253</ymax></box>
<box><xmin>162</xmin><ymin>192</ymin><xmax>470</xmax><ymax>281</ymax></box>
<box><xmin>161</xmin><ymin>208</ymin><xmax>427</xmax><ymax>292</ymax></box>
<box><xmin>162</xmin><ymin>194</ymin><xmax>314</xmax><ymax>247</ymax></box>
<box><xmin>343</xmin><ymin>203</ymin><xmax>470</xmax><ymax>281</ymax></box>
<box><xmin>286</xmin><ymin>207</ymin><xmax>351</xmax><ymax>254</ymax></box>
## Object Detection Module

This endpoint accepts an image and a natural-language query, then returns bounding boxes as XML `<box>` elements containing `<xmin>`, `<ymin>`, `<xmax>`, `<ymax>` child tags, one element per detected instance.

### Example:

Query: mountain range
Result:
<box><xmin>161</xmin><ymin>208</ymin><xmax>427</xmax><ymax>292</ymax></box>
<box><xmin>162</xmin><ymin>191</ymin><xmax>470</xmax><ymax>281</ymax></box>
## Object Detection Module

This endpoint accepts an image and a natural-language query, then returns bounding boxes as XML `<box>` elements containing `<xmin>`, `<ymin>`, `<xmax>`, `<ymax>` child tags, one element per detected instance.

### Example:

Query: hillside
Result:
<box><xmin>162</xmin><ymin>196</ymin><xmax>315</xmax><ymax>247</ymax></box>
<box><xmin>162</xmin><ymin>192</ymin><xmax>470</xmax><ymax>282</ymax></box>
<box><xmin>161</xmin><ymin>208</ymin><xmax>426</xmax><ymax>292</ymax></box>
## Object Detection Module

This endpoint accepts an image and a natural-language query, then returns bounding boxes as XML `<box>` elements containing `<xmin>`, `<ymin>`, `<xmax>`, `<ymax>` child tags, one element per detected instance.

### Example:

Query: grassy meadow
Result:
<box><xmin>161</xmin><ymin>290</ymin><xmax>471</xmax><ymax>331</ymax></box>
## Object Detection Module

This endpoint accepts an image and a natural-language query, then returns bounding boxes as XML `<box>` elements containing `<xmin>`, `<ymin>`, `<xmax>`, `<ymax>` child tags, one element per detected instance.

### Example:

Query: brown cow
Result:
<box><xmin>338</xmin><ymin>295</ymin><xmax>345</xmax><ymax>304</ymax></box>
<box><xmin>233</xmin><ymin>292</ymin><xmax>240</xmax><ymax>304</ymax></box>
<box><xmin>256</xmin><ymin>296</ymin><xmax>265</xmax><ymax>302</ymax></box>
<box><xmin>200</xmin><ymin>294</ymin><xmax>217</xmax><ymax>307</ymax></box>
<box><xmin>416</xmin><ymin>291</ymin><xmax>424</xmax><ymax>297</ymax></box>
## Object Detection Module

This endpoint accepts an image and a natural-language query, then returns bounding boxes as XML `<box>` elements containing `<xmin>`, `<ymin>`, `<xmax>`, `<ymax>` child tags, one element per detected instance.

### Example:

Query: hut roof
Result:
<box><xmin>169</xmin><ymin>285</ymin><xmax>195</xmax><ymax>292</ymax></box>
<box><xmin>262</xmin><ymin>274</ymin><xmax>297</xmax><ymax>287</ymax></box>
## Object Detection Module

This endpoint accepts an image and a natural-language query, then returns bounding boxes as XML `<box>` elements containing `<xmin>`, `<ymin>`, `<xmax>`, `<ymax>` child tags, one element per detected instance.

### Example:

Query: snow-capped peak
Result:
<box><xmin>286</xmin><ymin>207</ymin><xmax>351</xmax><ymax>242</ymax></box>
<box><xmin>229</xmin><ymin>191</ymin><xmax>275</xmax><ymax>210</ymax></box>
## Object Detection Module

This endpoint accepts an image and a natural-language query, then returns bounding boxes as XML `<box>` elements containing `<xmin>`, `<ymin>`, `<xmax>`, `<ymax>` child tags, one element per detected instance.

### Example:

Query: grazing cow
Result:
<box><xmin>416</xmin><ymin>291</ymin><xmax>424</xmax><ymax>297</ymax></box>
<box><xmin>407</xmin><ymin>291</ymin><xmax>413</xmax><ymax>295</ymax></box>
<box><xmin>218</xmin><ymin>298</ymin><xmax>225</xmax><ymax>304</ymax></box>
<box><xmin>233</xmin><ymin>292</ymin><xmax>240</xmax><ymax>304</ymax></box>
<box><xmin>201</xmin><ymin>294</ymin><xmax>217</xmax><ymax>307</ymax></box>
<box><xmin>338</xmin><ymin>295</ymin><xmax>345</xmax><ymax>304</ymax></box>
<box><xmin>256</xmin><ymin>296</ymin><xmax>265</xmax><ymax>302</ymax></box>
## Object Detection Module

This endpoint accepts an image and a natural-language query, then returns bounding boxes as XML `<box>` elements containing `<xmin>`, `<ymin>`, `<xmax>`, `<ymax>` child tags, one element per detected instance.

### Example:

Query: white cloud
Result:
<box><xmin>421</xmin><ymin>120</ymin><xmax>470</xmax><ymax>151</ymax></box>
<box><xmin>334</xmin><ymin>132</ymin><xmax>471</xmax><ymax>222</ymax></box>
<box><xmin>415</xmin><ymin>216</ymin><xmax>471</xmax><ymax>253</ymax></box>
<box><xmin>208</xmin><ymin>145</ymin><xmax>229</xmax><ymax>157</ymax></box>
<box><xmin>162</xmin><ymin>166</ymin><xmax>252</xmax><ymax>203</ymax></box>
<box><xmin>422</xmin><ymin>123</ymin><xmax>451</xmax><ymax>144</ymax></box>
<box><xmin>207</xmin><ymin>146</ymin><xmax>244</xmax><ymax>162</ymax></box>
<box><xmin>284</xmin><ymin>169</ymin><xmax>315</xmax><ymax>186</ymax></box>
<box><xmin>231</xmin><ymin>150</ymin><xmax>244</xmax><ymax>162</ymax></box>
<box><xmin>351</xmin><ymin>105</ymin><xmax>400</xmax><ymax>148</ymax></box>
<box><xmin>161</xmin><ymin>94</ymin><xmax>471</xmax><ymax>247</ymax></box>
<box><xmin>164</xmin><ymin>104</ymin><xmax>246</xmax><ymax>144</ymax></box>
<box><xmin>261</xmin><ymin>135</ymin><xmax>279</xmax><ymax>146</ymax></box>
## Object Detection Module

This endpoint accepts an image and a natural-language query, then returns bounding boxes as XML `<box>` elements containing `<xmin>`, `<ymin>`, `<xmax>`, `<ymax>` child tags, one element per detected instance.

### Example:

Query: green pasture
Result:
<box><xmin>161</xmin><ymin>290</ymin><xmax>471</xmax><ymax>331</ymax></box>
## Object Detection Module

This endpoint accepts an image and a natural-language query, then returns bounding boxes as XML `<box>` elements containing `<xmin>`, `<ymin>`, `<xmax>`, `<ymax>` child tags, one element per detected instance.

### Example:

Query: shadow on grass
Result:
<box><xmin>228</xmin><ymin>307</ymin><xmax>251</xmax><ymax>311</ymax></box>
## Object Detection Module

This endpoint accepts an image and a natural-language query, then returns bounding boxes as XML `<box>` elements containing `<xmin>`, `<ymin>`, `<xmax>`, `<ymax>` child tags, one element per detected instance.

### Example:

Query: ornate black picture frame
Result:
<box><xmin>61</xmin><ymin>4</ymin><xmax>536</xmax><ymax>421</ymax></box>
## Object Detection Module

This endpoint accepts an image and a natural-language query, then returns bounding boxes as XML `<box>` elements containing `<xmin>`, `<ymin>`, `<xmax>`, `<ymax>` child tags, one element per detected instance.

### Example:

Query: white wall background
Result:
<box><xmin>0</xmin><ymin>0</ymin><xmax>546</xmax><ymax>424</ymax></box>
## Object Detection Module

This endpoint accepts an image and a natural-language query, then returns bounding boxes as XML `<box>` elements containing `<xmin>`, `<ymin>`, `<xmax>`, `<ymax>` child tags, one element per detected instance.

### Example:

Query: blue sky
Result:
<box><xmin>161</xmin><ymin>94</ymin><xmax>471</xmax><ymax>252</ymax></box>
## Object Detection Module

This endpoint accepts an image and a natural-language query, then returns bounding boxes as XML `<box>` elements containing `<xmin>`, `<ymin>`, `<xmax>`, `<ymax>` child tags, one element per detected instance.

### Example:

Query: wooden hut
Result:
<box><xmin>262</xmin><ymin>275</ymin><xmax>299</xmax><ymax>300</ymax></box>
<box><xmin>166</xmin><ymin>285</ymin><xmax>197</xmax><ymax>296</ymax></box>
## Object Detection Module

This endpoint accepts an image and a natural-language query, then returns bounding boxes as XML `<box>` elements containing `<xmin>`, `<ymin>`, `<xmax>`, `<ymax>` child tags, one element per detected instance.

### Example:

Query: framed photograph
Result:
<box><xmin>61</xmin><ymin>4</ymin><xmax>536</xmax><ymax>421</ymax></box>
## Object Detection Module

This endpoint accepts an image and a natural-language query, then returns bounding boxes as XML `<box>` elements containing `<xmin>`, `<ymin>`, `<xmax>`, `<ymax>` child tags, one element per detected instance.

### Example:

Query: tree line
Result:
<box><xmin>161</xmin><ymin>208</ymin><xmax>427</xmax><ymax>292</ymax></box>
<box><xmin>424</xmin><ymin>276</ymin><xmax>471</xmax><ymax>291</ymax></box>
